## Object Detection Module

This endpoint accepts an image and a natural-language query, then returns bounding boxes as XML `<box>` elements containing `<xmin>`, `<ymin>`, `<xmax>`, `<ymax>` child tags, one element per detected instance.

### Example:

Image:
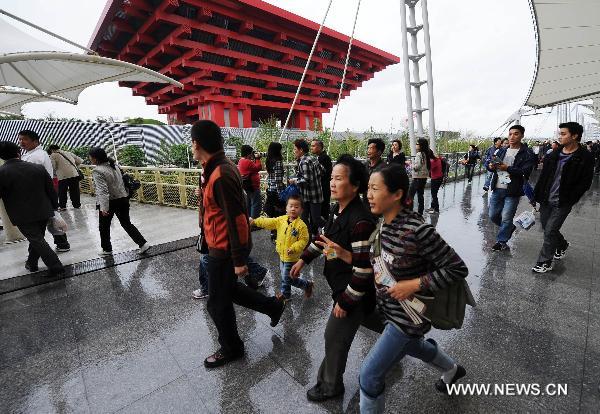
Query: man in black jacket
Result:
<box><xmin>487</xmin><ymin>125</ymin><xmax>536</xmax><ymax>251</ymax></box>
<box><xmin>311</xmin><ymin>139</ymin><xmax>332</xmax><ymax>220</ymax></box>
<box><xmin>0</xmin><ymin>141</ymin><xmax>64</xmax><ymax>276</ymax></box>
<box><xmin>531</xmin><ymin>122</ymin><xmax>594</xmax><ymax>273</ymax></box>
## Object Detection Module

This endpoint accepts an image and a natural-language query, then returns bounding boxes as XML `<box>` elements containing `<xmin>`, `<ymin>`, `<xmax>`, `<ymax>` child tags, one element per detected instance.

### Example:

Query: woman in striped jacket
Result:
<box><xmin>359</xmin><ymin>163</ymin><xmax>469</xmax><ymax>413</ymax></box>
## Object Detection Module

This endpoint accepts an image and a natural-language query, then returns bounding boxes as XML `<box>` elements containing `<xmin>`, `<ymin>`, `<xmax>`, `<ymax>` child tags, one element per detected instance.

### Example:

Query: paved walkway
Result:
<box><xmin>1</xmin><ymin>174</ymin><xmax>599</xmax><ymax>413</ymax></box>
<box><xmin>0</xmin><ymin>195</ymin><xmax>198</xmax><ymax>281</ymax></box>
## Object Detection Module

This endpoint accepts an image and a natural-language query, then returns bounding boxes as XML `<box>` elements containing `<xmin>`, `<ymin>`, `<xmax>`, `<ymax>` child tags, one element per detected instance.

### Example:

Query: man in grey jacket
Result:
<box><xmin>0</xmin><ymin>141</ymin><xmax>64</xmax><ymax>276</ymax></box>
<box><xmin>48</xmin><ymin>144</ymin><xmax>83</xmax><ymax>210</ymax></box>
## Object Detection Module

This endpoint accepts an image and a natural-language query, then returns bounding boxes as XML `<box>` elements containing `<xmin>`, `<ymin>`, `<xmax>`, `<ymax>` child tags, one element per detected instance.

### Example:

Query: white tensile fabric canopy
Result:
<box><xmin>0</xmin><ymin>15</ymin><xmax>182</xmax><ymax>115</ymax></box>
<box><xmin>525</xmin><ymin>0</ymin><xmax>600</xmax><ymax>108</ymax></box>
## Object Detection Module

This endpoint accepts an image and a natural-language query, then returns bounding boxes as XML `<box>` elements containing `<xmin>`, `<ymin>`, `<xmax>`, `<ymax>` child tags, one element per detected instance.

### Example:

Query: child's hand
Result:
<box><xmin>249</xmin><ymin>218</ymin><xmax>254</xmax><ymax>226</ymax></box>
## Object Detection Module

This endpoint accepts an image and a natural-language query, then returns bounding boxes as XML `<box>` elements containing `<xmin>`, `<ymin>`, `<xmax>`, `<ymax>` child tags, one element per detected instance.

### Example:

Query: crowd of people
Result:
<box><xmin>0</xmin><ymin>131</ymin><xmax>151</xmax><ymax>277</ymax></box>
<box><xmin>0</xmin><ymin>118</ymin><xmax>597</xmax><ymax>413</ymax></box>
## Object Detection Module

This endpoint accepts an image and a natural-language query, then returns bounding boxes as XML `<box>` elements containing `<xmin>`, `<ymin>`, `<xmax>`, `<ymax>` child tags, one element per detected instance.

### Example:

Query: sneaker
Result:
<box><xmin>306</xmin><ymin>383</ymin><xmax>345</xmax><ymax>402</ymax></box>
<box><xmin>491</xmin><ymin>242</ymin><xmax>509</xmax><ymax>251</ymax></box>
<box><xmin>482</xmin><ymin>186</ymin><xmax>489</xmax><ymax>192</ymax></box>
<box><xmin>192</xmin><ymin>289</ymin><xmax>209</xmax><ymax>299</ymax></box>
<box><xmin>55</xmin><ymin>246</ymin><xmax>70</xmax><ymax>253</ymax></box>
<box><xmin>98</xmin><ymin>250</ymin><xmax>113</xmax><ymax>256</ymax></box>
<box><xmin>426</xmin><ymin>208</ymin><xmax>439</xmax><ymax>214</ymax></box>
<box><xmin>25</xmin><ymin>262</ymin><xmax>39</xmax><ymax>272</ymax></box>
<box><xmin>553</xmin><ymin>242</ymin><xmax>570</xmax><ymax>260</ymax></box>
<box><xmin>304</xmin><ymin>281</ymin><xmax>314</xmax><ymax>299</ymax></box>
<box><xmin>138</xmin><ymin>243</ymin><xmax>151</xmax><ymax>254</ymax></box>
<box><xmin>435</xmin><ymin>365</ymin><xmax>467</xmax><ymax>394</ymax></box>
<box><xmin>276</xmin><ymin>292</ymin><xmax>292</xmax><ymax>303</ymax></box>
<box><xmin>532</xmin><ymin>261</ymin><xmax>553</xmax><ymax>273</ymax></box>
<box><xmin>57</xmin><ymin>207</ymin><xmax>67</xmax><ymax>212</ymax></box>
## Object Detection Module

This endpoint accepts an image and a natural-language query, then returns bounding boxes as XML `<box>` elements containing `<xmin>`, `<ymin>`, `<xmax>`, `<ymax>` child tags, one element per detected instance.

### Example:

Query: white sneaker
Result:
<box><xmin>192</xmin><ymin>289</ymin><xmax>209</xmax><ymax>299</ymax></box>
<box><xmin>138</xmin><ymin>243</ymin><xmax>151</xmax><ymax>254</ymax></box>
<box><xmin>99</xmin><ymin>250</ymin><xmax>112</xmax><ymax>256</ymax></box>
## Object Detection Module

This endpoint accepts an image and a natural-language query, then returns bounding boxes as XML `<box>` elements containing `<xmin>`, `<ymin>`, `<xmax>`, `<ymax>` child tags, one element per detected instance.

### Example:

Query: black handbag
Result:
<box><xmin>120</xmin><ymin>169</ymin><xmax>141</xmax><ymax>198</ymax></box>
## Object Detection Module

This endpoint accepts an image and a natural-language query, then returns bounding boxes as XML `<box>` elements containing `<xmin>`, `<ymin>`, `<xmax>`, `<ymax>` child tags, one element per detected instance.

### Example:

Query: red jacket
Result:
<box><xmin>237</xmin><ymin>158</ymin><xmax>262</xmax><ymax>191</ymax></box>
<box><xmin>430</xmin><ymin>157</ymin><xmax>444</xmax><ymax>180</ymax></box>
<box><xmin>200</xmin><ymin>151</ymin><xmax>251</xmax><ymax>266</ymax></box>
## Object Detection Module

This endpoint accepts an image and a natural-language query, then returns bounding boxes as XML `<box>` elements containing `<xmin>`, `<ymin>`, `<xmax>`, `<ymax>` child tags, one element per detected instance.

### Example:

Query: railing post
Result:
<box><xmin>178</xmin><ymin>171</ymin><xmax>187</xmax><ymax>208</ymax></box>
<box><xmin>454</xmin><ymin>153</ymin><xmax>459</xmax><ymax>180</ymax></box>
<box><xmin>155</xmin><ymin>170</ymin><xmax>164</xmax><ymax>204</ymax></box>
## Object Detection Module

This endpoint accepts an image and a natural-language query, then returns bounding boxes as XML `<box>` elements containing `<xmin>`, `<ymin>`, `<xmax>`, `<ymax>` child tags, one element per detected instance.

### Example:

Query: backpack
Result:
<box><xmin>120</xmin><ymin>169</ymin><xmax>141</xmax><ymax>198</ymax></box>
<box><xmin>369</xmin><ymin>219</ymin><xmax>476</xmax><ymax>330</ymax></box>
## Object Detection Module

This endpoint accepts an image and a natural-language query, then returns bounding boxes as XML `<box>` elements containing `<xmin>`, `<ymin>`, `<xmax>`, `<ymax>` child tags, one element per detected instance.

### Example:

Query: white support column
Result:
<box><xmin>399</xmin><ymin>0</ymin><xmax>436</xmax><ymax>155</ymax></box>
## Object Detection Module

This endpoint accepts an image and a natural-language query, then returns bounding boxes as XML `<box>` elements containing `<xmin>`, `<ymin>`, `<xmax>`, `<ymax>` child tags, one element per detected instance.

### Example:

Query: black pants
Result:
<box><xmin>537</xmin><ymin>203</ymin><xmax>571</xmax><ymax>263</ymax></box>
<box><xmin>430</xmin><ymin>178</ymin><xmax>443</xmax><ymax>211</ymax></box>
<box><xmin>316</xmin><ymin>304</ymin><xmax>384</xmax><ymax>394</ymax></box>
<box><xmin>18</xmin><ymin>220</ymin><xmax>64</xmax><ymax>272</ymax></box>
<box><xmin>408</xmin><ymin>178</ymin><xmax>427</xmax><ymax>215</ymax></box>
<box><xmin>302</xmin><ymin>201</ymin><xmax>323</xmax><ymax>237</ymax></box>
<box><xmin>99</xmin><ymin>197</ymin><xmax>146</xmax><ymax>252</ymax></box>
<box><xmin>465</xmin><ymin>164</ymin><xmax>476</xmax><ymax>182</ymax></box>
<box><xmin>264</xmin><ymin>190</ymin><xmax>284</xmax><ymax>218</ymax></box>
<box><xmin>58</xmin><ymin>177</ymin><xmax>81</xmax><ymax>208</ymax></box>
<box><xmin>321</xmin><ymin>186</ymin><xmax>331</xmax><ymax>220</ymax></box>
<box><xmin>205</xmin><ymin>255</ymin><xmax>280</xmax><ymax>355</ymax></box>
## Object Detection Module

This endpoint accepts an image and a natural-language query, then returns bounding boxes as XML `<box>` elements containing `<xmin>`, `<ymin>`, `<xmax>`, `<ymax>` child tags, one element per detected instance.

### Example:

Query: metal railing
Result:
<box><xmin>79</xmin><ymin>152</ymin><xmax>484</xmax><ymax>209</ymax></box>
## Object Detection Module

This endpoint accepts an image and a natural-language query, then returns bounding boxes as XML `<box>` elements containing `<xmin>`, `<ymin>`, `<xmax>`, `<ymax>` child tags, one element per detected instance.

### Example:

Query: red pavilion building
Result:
<box><xmin>89</xmin><ymin>0</ymin><xmax>399</xmax><ymax>129</ymax></box>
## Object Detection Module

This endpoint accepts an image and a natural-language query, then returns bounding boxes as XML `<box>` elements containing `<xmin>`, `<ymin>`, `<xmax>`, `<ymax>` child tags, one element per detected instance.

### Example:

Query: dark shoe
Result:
<box><xmin>304</xmin><ymin>281</ymin><xmax>314</xmax><ymax>298</ymax></box>
<box><xmin>203</xmin><ymin>348</ymin><xmax>244</xmax><ymax>369</ymax></box>
<box><xmin>270</xmin><ymin>298</ymin><xmax>286</xmax><ymax>327</ymax></box>
<box><xmin>55</xmin><ymin>245</ymin><xmax>70</xmax><ymax>253</ymax></box>
<box><xmin>553</xmin><ymin>241</ymin><xmax>570</xmax><ymax>260</ymax></box>
<box><xmin>306</xmin><ymin>383</ymin><xmax>345</xmax><ymax>402</ymax></box>
<box><xmin>25</xmin><ymin>262</ymin><xmax>39</xmax><ymax>272</ymax></box>
<box><xmin>435</xmin><ymin>365</ymin><xmax>466</xmax><ymax>394</ymax></box>
<box><xmin>491</xmin><ymin>242</ymin><xmax>509</xmax><ymax>251</ymax></box>
<box><xmin>532</xmin><ymin>260</ymin><xmax>553</xmax><ymax>273</ymax></box>
<box><xmin>482</xmin><ymin>186</ymin><xmax>489</xmax><ymax>192</ymax></box>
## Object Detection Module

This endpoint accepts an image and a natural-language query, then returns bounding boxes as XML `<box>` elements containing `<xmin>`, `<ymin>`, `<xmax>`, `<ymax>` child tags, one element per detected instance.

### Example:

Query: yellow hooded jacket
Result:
<box><xmin>253</xmin><ymin>215</ymin><xmax>309</xmax><ymax>263</ymax></box>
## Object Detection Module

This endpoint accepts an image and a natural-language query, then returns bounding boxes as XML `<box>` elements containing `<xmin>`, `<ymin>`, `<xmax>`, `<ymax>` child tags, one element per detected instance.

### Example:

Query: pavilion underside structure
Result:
<box><xmin>89</xmin><ymin>0</ymin><xmax>399</xmax><ymax>128</ymax></box>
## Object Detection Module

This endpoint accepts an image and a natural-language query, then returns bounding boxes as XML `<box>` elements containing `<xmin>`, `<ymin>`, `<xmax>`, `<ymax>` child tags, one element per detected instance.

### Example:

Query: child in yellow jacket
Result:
<box><xmin>250</xmin><ymin>195</ymin><xmax>314</xmax><ymax>301</ymax></box>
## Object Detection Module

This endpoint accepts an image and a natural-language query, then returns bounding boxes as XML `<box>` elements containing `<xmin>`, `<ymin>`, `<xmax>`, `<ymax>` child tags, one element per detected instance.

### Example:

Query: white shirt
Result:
<box><xmin>22</xmin><ymin>145</ymin><xmax>53</xmax><ymax>177</ymax></box>
<box><xmin>496</xmin><ymin>148</ymin><xmax>519</xmax><ymax>189</ymax></box>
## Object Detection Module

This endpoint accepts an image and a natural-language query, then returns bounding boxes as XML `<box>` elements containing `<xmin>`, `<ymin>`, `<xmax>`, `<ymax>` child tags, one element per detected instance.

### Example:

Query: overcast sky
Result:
<box><xmin>0</xmin><ymin>0</ymin><xmax>569</xmax><ymax>137</ymax></box>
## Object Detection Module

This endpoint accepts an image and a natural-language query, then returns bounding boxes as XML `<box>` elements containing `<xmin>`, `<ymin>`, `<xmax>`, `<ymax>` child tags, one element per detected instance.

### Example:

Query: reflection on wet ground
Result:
<box><xmin>1</xmin><ymin>174</ymin><xmax>599</xmax><ymax>413</ymax></box>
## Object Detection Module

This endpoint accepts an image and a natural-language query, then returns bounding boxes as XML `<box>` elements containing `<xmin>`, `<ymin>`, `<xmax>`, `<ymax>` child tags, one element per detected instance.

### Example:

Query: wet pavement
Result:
<box><xmin>1</xmin><ymin>173</ymin><xmax>599</xmax><ymax>413</ymax></box>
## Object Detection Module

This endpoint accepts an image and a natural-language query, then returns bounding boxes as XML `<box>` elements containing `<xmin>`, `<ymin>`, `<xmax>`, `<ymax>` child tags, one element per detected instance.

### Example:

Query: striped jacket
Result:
<box><xmin>295</xmin><ymin>154</ymin><xmax>324</xmax><ymax>204</ymax></box>
<box><xmin>373</xmin><ymin>210</ymin><xmax>468</xmax><ymax>336</ymax></box>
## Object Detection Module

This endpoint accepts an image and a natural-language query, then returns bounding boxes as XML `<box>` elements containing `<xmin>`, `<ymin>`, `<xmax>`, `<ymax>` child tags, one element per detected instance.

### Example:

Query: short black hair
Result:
<box><xmin>0</xmin><ymin>141</ymin><xmax>21</xmax><ymax>160</ymax></box>
<box><xmin>294</xmin><ymin>139</ymin><xmax>309</xmax><ymax>154</ymax></box>
<box><xmin>377</xmin><ymin>163</ymin><xmax>410</xmax><ymax>204</ymax></box>
<box><xmin>493</xmin><ymin>137</ymin><xmax>501</xmax><ymax>144</ymax></box>
<box><xmin>190</xmin><ymin>120</ymin><xmax>223</xmax><ymax>154</ymax></box>
<box><xmin>335</xmin><ymin>154</ymin><xmax>369</xmax><ymax>193</ymax></box>
<box><xmin>287</xmin><ymin>194</ymin><xmax>303</xmax><ymax>207</ymax></box>
<box><xmin>240</xmin><ymin>145</ymin><xmax>254</xmax><ymax>157</ymax></box>
<box><xmin>552</xmin><ymin>140</ymin><xmax>559</xmax><ymax>146</ymax></box>
<box><xmin>559</xmin><ymin>122</ymin><xmax>584</xmax><ymax>141</ymax></box>
<box><xmin>367</xmin><ymin>138</ymin><xmax>385</xmax><ymax>153</ymax></box>
<box><xmin>509</xmin><ymin>125</ymin><xmax>525</xmax><ymax>134</ymax></box>
<box><xmin>312</xmin><ymin>139</ymin><xmax>324</xmax><ymax>150</ymax></box>
<box><xmin>48</xmin><ymin>144</ymin><xmax>60</xmax><ymax>151</ymax></box>
<box><xmin>18</xmin><ymin>130</ymin><xmax>40</xmax><ymax>142</ymax></box>
<box><xmin>391</xmin><ymin>139</ymin><xmax>402</xmax><ymax>150</ymax></box>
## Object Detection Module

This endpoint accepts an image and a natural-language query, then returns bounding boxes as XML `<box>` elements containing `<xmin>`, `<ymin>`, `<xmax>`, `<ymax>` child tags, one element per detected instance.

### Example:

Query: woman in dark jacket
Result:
<box><xmin>462</xmin><ymin>144</ymin><xmax>480</xmax><ymax>183</ymax></box>
<box><xmin>264</xmin><ymin>142</ymin><xmax>285</xmax><ymax>218</ymax></box>
<box><xmin>290</xmin><ymin>154</ymin><xmax>383</xmax><ymax>402</ymax></box>
<box><xmin>386</xmin><ymin>139</ymin><xmax>406</xmax><ymax>166</ymax></box>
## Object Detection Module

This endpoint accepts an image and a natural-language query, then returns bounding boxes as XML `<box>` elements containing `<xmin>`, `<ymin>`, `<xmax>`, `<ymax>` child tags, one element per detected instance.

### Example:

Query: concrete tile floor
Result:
<box><xmin>1</xmin><ymin>175</ymin><xmax>599</xmax><ymax>413</ymax></box>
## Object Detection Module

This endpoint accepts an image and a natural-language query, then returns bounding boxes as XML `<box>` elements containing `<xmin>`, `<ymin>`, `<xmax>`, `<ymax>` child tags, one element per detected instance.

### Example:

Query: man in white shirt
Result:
<box><xmin>18</xmin><ymin>130</ymin><xmax>71</xmax><ymax>252</ymax></box>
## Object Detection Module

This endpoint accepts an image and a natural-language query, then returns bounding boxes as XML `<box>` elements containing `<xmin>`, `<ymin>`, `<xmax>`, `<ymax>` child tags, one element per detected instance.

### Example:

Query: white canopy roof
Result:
<box><xmin>526</xmin><ymin>0</ymin><xmax>600</xmax><ymax>108</ymax></box>
<box><xmin>0</xmin><ymin>13</ymin><xmax>182</xmax><ymax>115</ymax></box>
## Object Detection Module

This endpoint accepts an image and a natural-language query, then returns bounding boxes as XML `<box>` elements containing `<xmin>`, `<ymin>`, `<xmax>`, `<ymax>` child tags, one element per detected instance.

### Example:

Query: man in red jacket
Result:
<box><xmin>191</xmin><ymin>120</ymin><xmax>285</xmax><ymax>368</ymax></box>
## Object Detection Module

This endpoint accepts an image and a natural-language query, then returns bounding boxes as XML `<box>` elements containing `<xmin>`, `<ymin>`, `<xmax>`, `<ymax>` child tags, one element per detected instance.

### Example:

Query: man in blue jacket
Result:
<box><xmin>482</xmin><ymin>137</ymin><xmax>502</xmax><ymax>193</ymax></box>
<box><xmin>487</xmin><ymin>125</ymin><xmax>536</xmax><ymax>251</ymax></box>
<box><xmin>531</xmin><ymin>122</ymin><xmax>594</xmax><ymax>273</ymax></box>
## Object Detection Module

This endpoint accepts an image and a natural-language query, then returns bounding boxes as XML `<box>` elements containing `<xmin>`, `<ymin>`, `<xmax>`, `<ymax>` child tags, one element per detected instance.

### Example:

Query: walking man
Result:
<box><xmin>361</xmin><ymin>138</ymin><xmax>386</xmax><ymax>209</ymax></box>
<box><xmin>0</xmin><ymin>141</ymin><xmax>64</xmax><ymax>276</ymax></box>
<box><xmin>19</xmin><ymin>130</ymin><xmax>71</xmax><ymax>252</ymax></box>
<box><xmin>48</xmin><ymin>145</ymin><xmax>83</xmax><ymax>210</ymax></box>
<box><xmin>311</xmin><ymin>139</ymin><xmax>332</xmax><ymax>221</ymax></box>
<box><xmin>531</xmin><ymin>122</ymin><xmax>594</xmax><ymax>273</ymax></box>
<box><xmin>487</xmin><ymin>125</ymin><xmax>536</xmax><ymax>251</ymax></box>
<box><xmin>482</xmin><ymin>138</ymin><xmax>502</xmax><ymax>193</ymax></box>
<box><xmin>191</xmin><ymin>120</ymin><xmax>285</xmax><ymax>368</ymax></box>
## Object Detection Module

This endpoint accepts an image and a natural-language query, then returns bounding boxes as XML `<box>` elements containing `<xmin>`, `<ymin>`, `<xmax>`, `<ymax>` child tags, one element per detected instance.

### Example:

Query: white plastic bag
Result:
<box><xmin>47</xmin><ymin>214</ymin><xmax>68</xmax><ymax>235</ymax></box>
<box><xmin>514</xmin><ymin>209</ymin><xmax>535</xmax><ymax>230</ymax></box>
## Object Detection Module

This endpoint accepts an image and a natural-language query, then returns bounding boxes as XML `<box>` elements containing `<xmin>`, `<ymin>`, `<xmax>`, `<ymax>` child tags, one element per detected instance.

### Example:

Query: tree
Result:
<box><xmin>255</xmin><ymin>115</ymin><xmax>280</xmax><ymax>152</ymax></box>
<box><xmin>117</xmin><ymin>145</ymin><xmax>145</xmax><ymax>167</ymax></box>
<box><xmin>125</xmin><ymin>117</ymin><xmax>166</xmax><ymax>125</ymax></box>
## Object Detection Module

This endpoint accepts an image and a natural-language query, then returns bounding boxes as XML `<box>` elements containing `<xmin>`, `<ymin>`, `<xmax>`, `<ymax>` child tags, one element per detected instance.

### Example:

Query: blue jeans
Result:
<box><xmin>488</xmin><ymin>188</ymin><xmax>520</xmax><ymax>243</ymax></box>
<box><xmin>246</xmin><ymin>190</ymin><xmax>262</xmax><ymax>219</ymax></box>
<box><xmin>280</xmin><ymin>261</ymin><xmax>309</xmax><ymax>298</ymax></box>
<box><xmin>483</xmin><ymin>171</ymin><xmax>493</xmax><ymax>189</ymax></box>
<box><xmin>359</xmin><ymin>324</ymin><xmax>455</xmax><ymax>413</ymax></box>
<box><xmin>199</xmin><ymin>255</ymin><xmax>267</xmax><ymax>293</ymax></box>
